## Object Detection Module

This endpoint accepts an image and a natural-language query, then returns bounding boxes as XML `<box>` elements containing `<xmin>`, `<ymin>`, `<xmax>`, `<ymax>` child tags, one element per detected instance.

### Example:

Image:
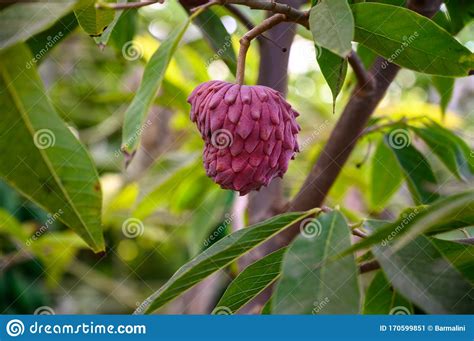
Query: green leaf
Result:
<box><xmin>385</xmin><ymin>133</ymin><xmax>439</xmax><ymax>204</ymax></box>
<box><xmin>445</xmin><ymin>0</ymin><xmax>474</xmax><ymax>35</ymax></box>
<box><xmin>74</xmin><ymin>0</ymin><xmax>115</xmax><ymax>37</ymax></box>
<box><xmin>351</xmin><ymin>3</ymin><xmax>474</xmax><ymax>76</ymax></box>
<box><xmin>363</xmin><ymin>271</ymin><xmax>413</xmax><ymax>314</ymax></box>
<box><xmin>273</xmin><ymin>211</ymin><xmax>360</xmax><ymax>314</ymax></box>
<box><xmin>411</xmin><ymin>122</ymin><xmax>473</xmax><ymax>181</ymax></box>
<box><xmin>432</xmin><ymin>238</ymin><xmax>474</xmax><ymax>284</ymax></box>
<box><xmin>344</xmin><ymin>191</ymin><xmax>474</xmax><ymax>255</ymax></box>
<box><xmin>357</xmin><ymin>43</ymin><xmax>377</xmax><ymax>69</ymax></box>
<box><xmin>133</xmin><ymin>157</ymin><xmax>201</xmax><ymax>219</ymax></box>
<box><xmin>431</xmin><ymin>76</ymin><xmax>454</xmax><ymax>117</ymax></box>
<box><xmin>110</xmin><ymin>8</ymin><xmax>137</xmax><ymax>50</ymax></box>
<box><xmin>215</xmin><ymin>248</ymin><xmax>286</xmax><ymax>314</ymax></box>
<box><xmin>0</xmin><ymin>44</ymin><xmax>104</xmax><ymax>252</ymax></box>
<box><xmin>26</xmin><ymin>12</ymin><xmax>79</xmax><ymax>65</ymax></box>
<box><xmin>122</xmin><ymin>17</ymin><xmax>192</xmax><ymax>154</ymax></box>
<box><xmin>373</xmin><ymin>235</ymin><xmax>474</xmax><ymax>313</ymax></box>
<box><xmin>0</xmin><ymin>0</ymin><xmax>78</xmax><ymax>50</ymax></box>
<box><xmin>317</xmin><ymin>47</ymin><xmax>348</xmax><ymax>107</ymax></box>
<box><xmin>309</xmin><ymin>0</ymin><xmax>354</xmax><ymax>57</ymax></box>
<box><xmin>193</xmin><ymin>8</ymin><xmax>237</xmax><ymax>75</ymax></box>
<box><xmin>135</xmin><ymin>209</ymin><xmax>317</xmax><ymax>314</ymax></box>
<box><xmin>93</xmin><ymin>0</ymin><xmax>127</xmax><ymax>46</ymax></box>
<box><xmin>369</xmin><ymin>138</ymin><xmax>404</xmax><ymax>210</ymax></box>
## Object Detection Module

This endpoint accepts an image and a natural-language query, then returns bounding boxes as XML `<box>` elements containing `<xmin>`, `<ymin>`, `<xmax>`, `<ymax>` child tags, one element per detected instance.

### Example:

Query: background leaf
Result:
<box><xmin>0</xmin><ymin>0</ymin><xmax>78</xmax><ymax>50</ymax></box>
<box><xmin>369</xmin><ymin>138</ymin><xmax>404</xmax><ymax>210</ymax></box>
<box><xmin>351</xmin><ymin>3</ymin><xmax>474</xmax><ymax>76</ymax></box>
<box><xmin>363</xmin><ymin>270</ymin><xmax>412</xmax><ymax>314</ymax></box>
<box><xmin>431</xmin><ymin>76</ymin><xmax>454</xmax><ymax>117</ymax></box>
<box><xmin>309</xmin><ymin>0</ymin><xmax>354</xmax><ymax>57</ymax></box>
<box><xmin>215</xmin><ymin>248</ymin><xmax>286</xmax><ymax>314</ymax></box>
<box><xmin>385</xmin><ymin>134</ymin><xmax>439</xmax><ymax>204</ymax></box>
<box><xmin>0</xmin><ymin>44</ymin><xmax>104</xmax><ymax>252</ymax></box>
<box><xmin>373</xmin><ymin>235</ymin><xmax>474</xmax><ymax>313</ymax></box>
<box><xmin>273</xmin><ymin>211</ymin><xmax>360</xmax><ymax>314</ymax></box>
<box><xmin>192</xmin><ymin>8</ymin><xmax>237</xmax><ymax>75</ymax></box>
<box><xmin>122</xmin><ymin>17</ymin><xmax>193</xmax><ymax>154</ymax></box>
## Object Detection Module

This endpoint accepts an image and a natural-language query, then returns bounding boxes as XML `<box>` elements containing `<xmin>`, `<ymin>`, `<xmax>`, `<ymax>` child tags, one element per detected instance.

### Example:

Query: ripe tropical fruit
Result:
<box><xmin>188</xmin><ymin>80</ymin><xmax>300</xmax><ymax>195</ymax></box>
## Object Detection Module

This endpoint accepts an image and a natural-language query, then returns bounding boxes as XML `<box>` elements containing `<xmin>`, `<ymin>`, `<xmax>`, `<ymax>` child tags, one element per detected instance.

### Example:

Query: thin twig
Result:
<box><xmin>190</xmin><ymin>0</ymin><xmax>221</xmax><ymax>13</ymax></box>
<box><xmin>237</xmin><ymin>13</ymin><xmax>286</xmax><ymax>84</ymax></box>
<box><xmin>352</xmin><ymin>228</ymin><xmax>368</xmax><ymax>239</ymax></box>
<box><xmin>96</xmin><ymin>0</ymin><xmax>162</xmax><ymax>10</ymax></box>
<box><xmin>359</xmin><ymin>260</ymin><xmax>380</xmax><ymax>274</ymax></box>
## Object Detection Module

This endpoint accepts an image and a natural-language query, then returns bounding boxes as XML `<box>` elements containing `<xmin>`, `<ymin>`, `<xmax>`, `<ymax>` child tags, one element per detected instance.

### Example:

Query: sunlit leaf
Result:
<box><xmin>0</xmin><ymin>44</ymin><xmax>104</xmax><ymax>252</ymax></box>
<box><xmin>74</xmin><ymin>0</ymin><xmax>115</xmax><ymax>37</ymax></box>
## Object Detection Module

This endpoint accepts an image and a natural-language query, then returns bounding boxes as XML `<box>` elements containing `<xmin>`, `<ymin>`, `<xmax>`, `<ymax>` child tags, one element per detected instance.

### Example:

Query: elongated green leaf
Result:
<box><xmin>26</xmin><ymin>12</ymin><xmax>79</xmax><ymax>65</ymax></box>
<box><xmin>216</xmin><ymin>248</ymin><xmax>285</xmax><ymax>314</ymax></box>
<box><xmin>412</xmin><ymin>123</ymin><xmax>472</xmax><ymax>181</ymax></box>
<box><xmin>432</xmin><ymin>238</ymin><xmax>474</xmax><ymax>284</ymax></box>
<box><xmin>0</xmin><ymin>0</ymin><xmax>78</xmax><ymax>50</ymax></box>
<box><xmin>74</xmin><ymin>0</ymin><xmax>115</xmax><ymax>37</ymax></box>
<box><xmin>135</xmin><ymin>210</ymin><xmax>317</xmax><ymax>314</ymax></box>
<box><xmin>273</xmin><ymin>211</ymin><xmax>360</xmax><ymax>314</ymax></box>
<box><xmin>431</xmin><ymin>76</ymin><xmax>454</xmax><ymax>117</ymax></box>
<box><xmin>309</xmin><ymin>0</ymin><xmax>354</xmax><ymax>57</ymax></box>
<box><xmin>385</xmin><ymin>134</ymin><xmax>439</xmax><ymax>204</ymax></box>
<box><xmin>0</xmin><ymin>44</ymin><xmax>104</xmax><ymax>252</ymax></box>
<box><xmin>193</xmin><ymin>8</ymin><xmax>237</xmax><ymax>75</ymax></box>
<box><xmin>351</xmin><ymin>3</ymin><xmax>474</xmax><ymax>76</ymax></box>
<box><xmin>122</xmin><ymin>17</ymin><xmax>192</xmax><ymax>154</ymax></box>
<box><xmin>370</xmin><ymin>138</ymin><xmax>404</xmax><ymax>210</ymax></box>
<box><xmin>317</xmin><ymin>47</ymin><xmax>348</xmax><ymax>107</ymax></box>
<box><xmin>373</xmin><ymin>235</ymin><xmax>474</xmax><ymax>313</ymax></box>
<box><xmin>363</xmin><ymin>271</ymin><xmax>413</xmax><ymax>314</ymax></box>
<box><xmin>110</xmin><ymin>8</ymin><xmax>137</xmax><ymax>50</ymax></box>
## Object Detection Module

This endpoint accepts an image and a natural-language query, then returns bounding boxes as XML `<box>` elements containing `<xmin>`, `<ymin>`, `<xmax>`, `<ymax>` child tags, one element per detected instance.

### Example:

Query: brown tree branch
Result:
<box><xmin>236</xmin><ymin>13</ymin><xmax>287</xmax><ymax>84</ymax></box>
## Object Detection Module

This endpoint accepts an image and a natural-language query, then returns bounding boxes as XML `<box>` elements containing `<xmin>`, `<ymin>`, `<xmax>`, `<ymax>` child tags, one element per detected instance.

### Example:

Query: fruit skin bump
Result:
<box><xmin>188</xmin><ymin>80</ymin><xmax>300</xmax><ymax>195</ymax></box>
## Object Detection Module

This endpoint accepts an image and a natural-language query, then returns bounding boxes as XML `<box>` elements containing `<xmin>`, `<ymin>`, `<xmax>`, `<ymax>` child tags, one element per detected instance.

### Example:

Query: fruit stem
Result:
<box><xmin>236</xmin><ymin>13</ymin><xmax>286</xmax><ymax>85</ymax></box>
